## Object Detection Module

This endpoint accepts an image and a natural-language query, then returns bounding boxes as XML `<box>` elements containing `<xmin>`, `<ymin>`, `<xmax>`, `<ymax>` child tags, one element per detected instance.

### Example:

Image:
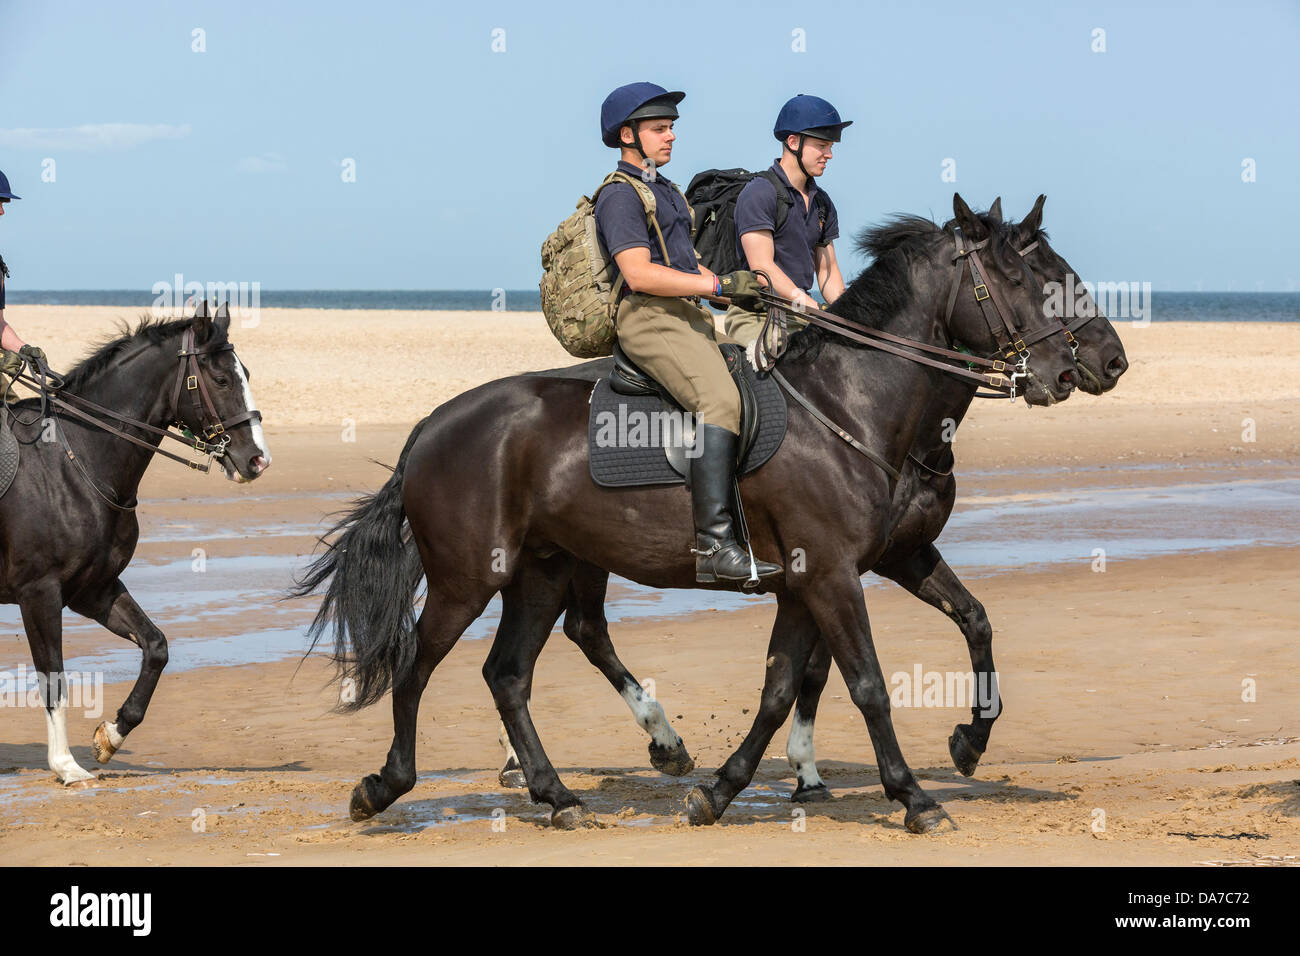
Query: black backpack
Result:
<box><xmin>685</xmin><ymin>167</ymin><xmax>828</xmax><ymax>275</ymax></box>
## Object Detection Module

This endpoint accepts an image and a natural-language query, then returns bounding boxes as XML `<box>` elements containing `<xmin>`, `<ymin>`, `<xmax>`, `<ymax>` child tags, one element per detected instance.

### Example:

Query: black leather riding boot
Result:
<box><xmin>690</xmin><ymin>423</ymin><xmax>782</xmax><ymax>584</ymax></box>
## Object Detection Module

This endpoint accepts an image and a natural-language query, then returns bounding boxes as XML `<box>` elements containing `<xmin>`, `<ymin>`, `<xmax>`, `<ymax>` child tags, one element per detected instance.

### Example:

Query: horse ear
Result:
<box><xmin>952</xmin><ymin>193</ymin><xmax>987</xmax><ymax>239</ymax></box>
<box><xmin>215</xmin><ymin>300</ymin><xmax>231</xmax><ymax>332</ymax></box>
<box><xmin>1020</xmin><ymin>194</ymin><xmax>1046</xmax><ymax>237</ymax></box>
<box><xmin>987</xmin><ymin>197</ymin><xmax>1003</xmax><ymax>224</ymax></box>
<box><xmin>192</xmin><ymin>299</ymin><xmax>213</xmax><ymax>341</ymax></box>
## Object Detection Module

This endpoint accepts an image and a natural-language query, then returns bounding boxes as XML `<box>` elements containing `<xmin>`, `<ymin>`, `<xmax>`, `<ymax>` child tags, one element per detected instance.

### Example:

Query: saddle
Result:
<box><xmin>588</xmin><ymin>340</ymin><xmax>787</xmax><ymax>488</ymax></box>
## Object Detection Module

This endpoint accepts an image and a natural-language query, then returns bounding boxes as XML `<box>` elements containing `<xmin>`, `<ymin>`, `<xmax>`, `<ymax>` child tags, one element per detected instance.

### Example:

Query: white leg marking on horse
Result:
<box><xmin>44</xmin><ymin>685</ymin><xmax>94</xmax><ymax>784</ymax></box>
<box><xmin>499</xmin><ymin>719</ymin><xmax>519</xmax><ymax>765</ymax></box>
<box><xmin>619</xmin><ymin>681</ymin><xmax>680</xmax><ymax>749</ymax></box>
<box><xmin>786</xmin><ymin>712</ymin><xmax>824</xmax><ymax>790</ymax></box>
<box><xmin>232</xmin><ymin>357</ymin><xmax>271</xmax><ymax>464</ymax></box>
<box><xmin>105</xmin><ymin>721</ymin><xmax>125</xmax><ymax>748</ymax></box>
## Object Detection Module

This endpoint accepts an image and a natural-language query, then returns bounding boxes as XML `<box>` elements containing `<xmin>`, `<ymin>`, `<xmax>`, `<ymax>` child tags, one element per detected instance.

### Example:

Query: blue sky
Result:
<box><xmin>1</xmin><ymin>0</ymin><xmax>1296</xmax><ymax>291</ymax></box>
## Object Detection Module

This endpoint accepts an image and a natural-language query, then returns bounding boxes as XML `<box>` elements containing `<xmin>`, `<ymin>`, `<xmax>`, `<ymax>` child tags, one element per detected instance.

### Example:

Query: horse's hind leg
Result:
<box><xmin>786</xmin><ymin>638</ymin><xmax>833</xmax><ymax>802</ymax></box>
<box><xmin>67</xmin><ymin>580</ymin><xmax>168</xmax><ymax>765</ymax></box>
<box><xmin>349</xmin><ymin>584</ymin><xmax>492</xmax><ymax>822</ymax></box>
<box><xmin>20</xmin><ymin>583</ymin><xmax>94</xmax><ymax>785</ymax></box>
<box><xmin>876</xmin><ymin>544</ymin><xmax>999</xmax><ymax>775</ymax></box>
<box><xmin>496</xmin><ymin>561</ymin><xmax>694</xmax><ymax>786</ymax></box>
<box><xmin>563</xmin><ymin>561</ymin><xmax>693</xmax><ymax>776</ymax></box>
<box><xmin>483</xmin><ymin>552</ymin><xmax>598</xmax><ymax>829</ymax></box>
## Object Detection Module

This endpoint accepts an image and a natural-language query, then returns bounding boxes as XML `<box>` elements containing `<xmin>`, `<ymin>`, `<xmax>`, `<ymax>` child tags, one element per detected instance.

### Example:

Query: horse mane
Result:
<box><xmin>59</xmin><ymin>315</ymin><xmax>219</xmax><ymax>393</ymax></box>
<box><xmin>784</xmin><ymin>208</ymin><xmax>1021</xmax><ymax>361</ymax></box>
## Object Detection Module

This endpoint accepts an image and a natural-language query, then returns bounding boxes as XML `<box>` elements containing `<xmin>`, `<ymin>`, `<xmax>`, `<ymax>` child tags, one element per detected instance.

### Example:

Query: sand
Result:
<box><xmin>0</xmin><ymin>305</ymin><xmax>1296</xmax><ymax>866</ymax></box>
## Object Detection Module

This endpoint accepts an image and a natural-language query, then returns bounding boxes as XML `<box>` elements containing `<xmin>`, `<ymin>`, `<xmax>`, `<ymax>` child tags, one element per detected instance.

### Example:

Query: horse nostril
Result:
<box><xmin>1106</xmin><ymin>354</ymin><xmax>1128</xmax><ymax>379</ymax></box>
<box><xmin>251</xmin><ymin>455</ymin><xmax>269</xmax><ymax>473</ymax></box>
<box><xmin>1058</xmin><ymin>368</ymin><xmax>1077</xmax><ymax>389</ymax></box>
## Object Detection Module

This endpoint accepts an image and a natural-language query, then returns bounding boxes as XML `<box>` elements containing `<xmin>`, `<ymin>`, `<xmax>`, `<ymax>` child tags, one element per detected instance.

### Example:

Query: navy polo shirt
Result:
<box><xmin>594</xmin><ymin>160</ymin><xmax>700</xmax><ymax>281</ymax></box>
<box><xmin>734</xmin><ymin>161</ymin><xmax>839</xmax><ymax>292</ymax></box>
<box><xmin>0</xmin><ymin>255</ymin><xmax>7</xmax><ymax>310</ymax></box>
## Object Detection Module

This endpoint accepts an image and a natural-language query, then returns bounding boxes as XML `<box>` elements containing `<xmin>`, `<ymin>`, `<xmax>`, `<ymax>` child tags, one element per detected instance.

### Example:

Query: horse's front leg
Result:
<box><xmin>686</xmin><ymin>593</ymin><xmax>820</xmax><ymax>825</ymax></box>
<box><xmin>20</xmin><ymin>580</ymin><xmax>95</xmax><ymax>784</ymax></box>
<box><xmin>801</xmin><ymin>571</ymin><xmax>954</xmax><ymax>834</ymax></box>
<box><xmin>67</xmin><ymin>579</ymin><xmax>169</xmax><ymax>765</ymax></box>
<box><xmin>876</xmin><ymin>543</ymin><xmax>1000</xmax><ymax>776</ymax></box>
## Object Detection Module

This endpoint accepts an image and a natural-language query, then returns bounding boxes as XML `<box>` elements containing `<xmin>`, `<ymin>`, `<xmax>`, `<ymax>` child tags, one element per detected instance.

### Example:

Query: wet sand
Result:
<box><xmin>0</xmin><ymin>306</ymin><xmax>1297</xmax><ymax>865</ymax></box>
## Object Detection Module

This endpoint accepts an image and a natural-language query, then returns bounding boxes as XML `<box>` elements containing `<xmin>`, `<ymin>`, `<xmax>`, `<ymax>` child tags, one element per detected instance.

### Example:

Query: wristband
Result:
<box><xmin>713</xmin><ymin>276</ymin><xmax>720</xmax><ymax>297</ymax></box>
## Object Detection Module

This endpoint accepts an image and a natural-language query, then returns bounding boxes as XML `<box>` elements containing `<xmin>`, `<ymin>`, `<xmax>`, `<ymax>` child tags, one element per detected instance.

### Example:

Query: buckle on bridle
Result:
<box><xmin>991</xmin><ymin>359</ymin><xmax>1007</xmax><ymax>372</ymax></box>
<box><xmin>186</xmin><ymin>374</ymin><xmax>198</xmax><ymax>390</ymax></box>
<box><xmin>973</xmin><ymin>283</ymin><xmax>990</xmax><ymax>301</ymax></box>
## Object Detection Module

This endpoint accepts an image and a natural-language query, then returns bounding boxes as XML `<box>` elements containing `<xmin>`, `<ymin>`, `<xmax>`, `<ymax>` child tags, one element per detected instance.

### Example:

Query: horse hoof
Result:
<box><xmin>65</xmin><ymin>776</ymin><xmax>99</xmax><ymax>790</ymax></box>
<box><xmin>91</xmin><ymin>722</ymin><xmax>119</xmax><ymax>765</ymax></box>
<box><xmin>905</xmin><ymin>805</ymin><xmax>957</xmax><ymax>834</ymax></box>
<box><xmin>649</xmin><ymin>740</ymin><xmax>695</xmax><ymax>777</ymax></box>
<box><xmin>498</xmin><ymin>767</ymin><xmax>528</xmax><ymax>789</ymax></box>
<box><xmin>791</xmin><ymin>782</ymin><xmax>832</xmax><ymax>803</ymax></box>
<box><xmin>551</xmin><ymin>805</ymin><xmax>598</xmax><ymax>830</ymax></box>
<box><xmin>685</xmin><ymin>786</ymin><xmax>719</xmax><ymax>826</ymax></box>
<box><xmin>948</xmin><ymin>724</ymin><xmax>985</xmax><ymax>777</ymax></box>
<box><xmin>349</xmin><ymin>775</ymin><xmax>387</xmax><ymax>822</ymax></box>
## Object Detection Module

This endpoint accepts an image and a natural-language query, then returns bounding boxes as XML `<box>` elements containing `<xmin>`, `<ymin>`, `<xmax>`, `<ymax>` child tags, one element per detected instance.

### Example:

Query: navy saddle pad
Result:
<box><xmin>587</xmin><ymin>344</ymin><xmax>787</xmax><ymax>488</ymax></box>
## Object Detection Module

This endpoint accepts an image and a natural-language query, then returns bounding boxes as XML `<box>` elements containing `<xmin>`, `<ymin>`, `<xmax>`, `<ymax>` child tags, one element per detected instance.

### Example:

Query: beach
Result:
<box><xmin>0</xmin><ymin>305</ymin><xmax>1297</xmax><ymax>866</ymax></box>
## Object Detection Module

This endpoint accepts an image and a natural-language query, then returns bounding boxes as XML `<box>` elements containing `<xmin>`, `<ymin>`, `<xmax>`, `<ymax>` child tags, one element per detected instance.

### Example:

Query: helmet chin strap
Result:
<box><xmin>624</xmin><ymin>121</ymin><xmax>649</xmax><ymax>163</ymax></box>
<box><xmin>786</xmin><ymin>134</ymin><xmax>812</xmax><ymax>181</ymax></box>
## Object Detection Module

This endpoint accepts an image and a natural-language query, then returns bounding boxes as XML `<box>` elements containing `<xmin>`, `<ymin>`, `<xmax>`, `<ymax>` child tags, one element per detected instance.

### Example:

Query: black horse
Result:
<box><xmin>297</xmin><ymin>194</ymin><xmax>1079</xmax><ymax>833</ymax></box>
<box><xmin>490</xmin><ymin>194</ymin><xmax>1130</xmax><ymax>801</ymax></box>
<box><xmin>0</xmin><ymin>303</ymin><xmax>269</xmax><ymax>784</ymax></box>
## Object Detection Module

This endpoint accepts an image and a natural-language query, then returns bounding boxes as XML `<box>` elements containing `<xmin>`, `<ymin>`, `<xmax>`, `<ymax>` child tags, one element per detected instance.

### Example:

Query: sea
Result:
<box><xmin>5</xmin><ymin>289</ymin><xmax>1300</xmax><ymax>321</ymax></box>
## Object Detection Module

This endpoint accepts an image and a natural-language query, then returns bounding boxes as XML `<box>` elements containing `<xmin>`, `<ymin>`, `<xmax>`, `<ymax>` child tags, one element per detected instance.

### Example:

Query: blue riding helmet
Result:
<box><xmin>601</xmin><ymin>82</ymin><xmax>685</xmax><ymax>148</ymax></box>
<box><xmin>0</xmin><ymin>170</ymin><xmax>20</xmax><ymax>201</ymax></box>
<box><xmin>773</xmin><ymin>94</ymin><xmax>853</xmax><ymax>143</ymax></box>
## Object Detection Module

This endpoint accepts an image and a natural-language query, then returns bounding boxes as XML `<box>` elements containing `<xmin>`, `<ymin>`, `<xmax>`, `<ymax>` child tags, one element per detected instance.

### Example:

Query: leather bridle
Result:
<box><xmin>743</xmin><ymin>228</ymin><xmax>1074</xmax><ymax>479</ymax></box>
<box><xmin>8</xmin><ymin>319</ymin><xmax>263</xmax><ymax>510</ymax></box>
<box><xmin>1015</xmin><ymin>237</ymin><xmax>1101</xmax><ymax>353</ymax></box>
<box><xmin>165</xmin><ymin>325</ymin><xmax>262</xmax><ymax>451</ymax></box>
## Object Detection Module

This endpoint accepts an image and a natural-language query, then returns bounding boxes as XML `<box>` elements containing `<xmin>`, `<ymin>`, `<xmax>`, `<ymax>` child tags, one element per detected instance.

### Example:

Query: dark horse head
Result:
<box><xmin>838</xmin><ymin>193</ymin><xmax>1080</xmax><ymax>405</ymax></box>
<box><xmin>991</xmin><ymin>194</ymin><xmax>1129</xmax><ymax>394</ymax></box>
<box><xmin>57</xmin><ymin>301</ymin><xmax>270</xmax><ymax>481</ymax></box>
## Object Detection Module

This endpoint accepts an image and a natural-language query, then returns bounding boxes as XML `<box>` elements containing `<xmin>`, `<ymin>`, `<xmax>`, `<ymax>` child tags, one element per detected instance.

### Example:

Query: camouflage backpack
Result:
<box><xmin>539</xmin><ymin>171</ymin><xmax>675</xmax><ymax>358</ymax></box>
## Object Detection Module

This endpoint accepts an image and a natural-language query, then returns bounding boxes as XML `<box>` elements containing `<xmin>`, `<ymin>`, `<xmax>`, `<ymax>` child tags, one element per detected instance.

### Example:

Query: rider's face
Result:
<box><xmin>0</xmin><ymin>200</ymin><xmax>7</xmax><ymax>217</ymax></box>
<box><xmin>789</xmin><ymin>135</ymin><xmax>833</xmax><ymax>176</ymax></box>
<box><xmin>624</xmin><ymin>119</ymin><xmax>675</xmax><ymax>168</ymax></box>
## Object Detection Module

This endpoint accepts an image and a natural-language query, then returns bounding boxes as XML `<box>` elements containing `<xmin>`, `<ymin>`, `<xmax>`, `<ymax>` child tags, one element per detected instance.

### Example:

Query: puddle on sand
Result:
<box><xmin>938</xmin><ymin>478</ymin><xmax>1300</xmax><ymax>571</ymax></box>
<box><xmin>0</xmin><ymin>477</ymin><xmax>1294</xmax><ymax>678</ymax></box>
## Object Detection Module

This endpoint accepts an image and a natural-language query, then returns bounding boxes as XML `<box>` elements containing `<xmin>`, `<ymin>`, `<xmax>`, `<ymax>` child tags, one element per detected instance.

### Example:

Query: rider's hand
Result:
<box><xmin>18</xmin><ymin>344</ymin><xmax>46</xmax><ymax>366</ymax></box>
<box><xmin>717</xmin><ymin>271</ymin><xmax>766</xmax><ymax>311</ymax></box>
<box><xmin>0</xmin><ymin>350</ymin><xmax>22</xmax><ymax>376</ymax></box>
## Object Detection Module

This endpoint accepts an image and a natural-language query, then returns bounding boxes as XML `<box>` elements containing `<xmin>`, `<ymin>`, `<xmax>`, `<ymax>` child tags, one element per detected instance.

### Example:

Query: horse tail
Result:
<box><xmin>292</xmin><ymin>415</ymin><xmax>430</xmax><ymax>711</ymax></box>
